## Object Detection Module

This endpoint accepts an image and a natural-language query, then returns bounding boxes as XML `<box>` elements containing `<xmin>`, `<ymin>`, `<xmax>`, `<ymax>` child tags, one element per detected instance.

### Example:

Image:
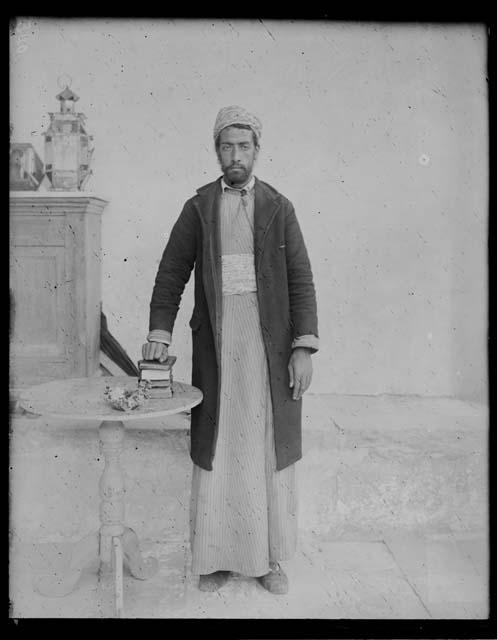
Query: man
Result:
<box><xmin>142</xmin><ymin>105</ymin><xmax>318</xmax><ymax>594</ymax></box>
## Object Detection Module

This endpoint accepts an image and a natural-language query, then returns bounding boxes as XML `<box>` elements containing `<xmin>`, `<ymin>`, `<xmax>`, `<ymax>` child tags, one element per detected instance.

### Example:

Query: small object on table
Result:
<box><xmin>103</xmin><ymin>384</ymin><xmax>148</xmax><ymax>411</ymax></box>
<box><xmin>138</xmin><ymin>356</ymin><xmax>177</xmax><ymax>399</ymax></box>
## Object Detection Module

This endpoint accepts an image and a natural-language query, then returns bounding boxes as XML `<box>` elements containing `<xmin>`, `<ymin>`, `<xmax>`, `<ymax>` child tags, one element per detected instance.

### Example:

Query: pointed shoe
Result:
<box><xmin>198</xmin><ymin>570</ymin><xmax>230</xmax><ymax>592</ymax></box>
<box><xmin>256</xmin><ymin>563</ymin><xmax>289</xmax><ymax>595</ymax></box>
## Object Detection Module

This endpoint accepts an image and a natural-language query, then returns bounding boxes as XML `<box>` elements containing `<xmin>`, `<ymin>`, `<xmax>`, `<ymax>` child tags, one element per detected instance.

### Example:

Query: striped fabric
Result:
<box><xmin>221</xmin><ymin>253</ymin><xmax>257</xmax><ymax>295</ymax></box>
<box><xmin>189</xmin><ymin>186</ymin><xmax>298</xmax><ymax>577</ymax></box>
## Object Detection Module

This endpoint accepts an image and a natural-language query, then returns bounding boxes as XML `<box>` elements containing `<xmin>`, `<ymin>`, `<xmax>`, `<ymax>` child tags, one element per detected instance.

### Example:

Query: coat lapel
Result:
<box><xmin>193</xmin><ymin>178</ymin><xmax>223</xmax><ymax>362</ymax></box>
<box><xmin>254</xmin><ymin>177</ymin><xmax>281</xmax><ymax>269</ymax></box>
<box><xmin>195</xmin><ymin>177</ymin><xmax>221</xmax><ymax>247</ymax></box>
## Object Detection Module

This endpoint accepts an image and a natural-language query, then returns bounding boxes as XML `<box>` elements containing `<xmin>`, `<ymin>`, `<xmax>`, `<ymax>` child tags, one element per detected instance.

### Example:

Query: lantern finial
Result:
<box><xmin>57</xmin><ymin>74</ymin><xmax>73</xmax><ymax>89</ymax></box>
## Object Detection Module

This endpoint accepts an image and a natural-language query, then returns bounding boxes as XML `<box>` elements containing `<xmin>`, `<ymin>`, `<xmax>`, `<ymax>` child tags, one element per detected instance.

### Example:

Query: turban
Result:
<box><xmin>213</xmin><ymin>105</ymin><xmax>262</xmax><ymax>143</ymax></box>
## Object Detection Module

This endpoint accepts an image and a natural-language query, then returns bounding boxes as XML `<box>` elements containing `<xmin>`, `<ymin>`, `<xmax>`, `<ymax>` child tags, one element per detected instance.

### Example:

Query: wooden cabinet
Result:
<box><xmin>10</xmin><ymin>192</ymin><xmax>108</xmax><ymax>388</ymax></box>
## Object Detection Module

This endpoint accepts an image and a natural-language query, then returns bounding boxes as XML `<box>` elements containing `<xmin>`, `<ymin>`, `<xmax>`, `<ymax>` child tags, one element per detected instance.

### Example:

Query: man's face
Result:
<box><xmin>217</xmin><ymin>126</ymin><xmax>259</xmax><ymax>187</ymax></box>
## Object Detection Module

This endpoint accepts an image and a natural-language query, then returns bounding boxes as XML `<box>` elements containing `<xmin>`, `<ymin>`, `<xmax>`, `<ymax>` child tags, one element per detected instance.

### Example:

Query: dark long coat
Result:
<box><xmin>149</xmin><ymin>176</ymin><xmax>318</xmax><ymax>471</ymax></box>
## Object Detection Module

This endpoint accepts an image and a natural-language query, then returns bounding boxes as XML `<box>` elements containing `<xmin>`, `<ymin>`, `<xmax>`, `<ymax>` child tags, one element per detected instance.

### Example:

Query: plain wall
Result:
<box><xmin>10</xmin><ymin>19</ymin><xmax>488</xmax><ymax>401</ymax></box>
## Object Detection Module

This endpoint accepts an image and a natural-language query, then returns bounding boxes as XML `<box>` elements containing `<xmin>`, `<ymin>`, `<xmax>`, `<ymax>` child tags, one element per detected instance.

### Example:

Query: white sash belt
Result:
<box><xmin>221</xmin><ymin>253</ymin><xmax>257</xmax><ymax>295</ymax></box>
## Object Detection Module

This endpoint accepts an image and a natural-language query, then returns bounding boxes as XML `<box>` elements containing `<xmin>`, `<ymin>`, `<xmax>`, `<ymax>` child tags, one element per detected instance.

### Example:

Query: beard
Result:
<box><xmin>221</xmin><ymin>162</ymin><xmax>252</xmax><ymax>186</ymax></box>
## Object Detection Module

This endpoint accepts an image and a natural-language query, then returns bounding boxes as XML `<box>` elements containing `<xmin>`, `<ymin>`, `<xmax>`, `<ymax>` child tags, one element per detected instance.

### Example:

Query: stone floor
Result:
<box><xmin>9</xmin><ymin>529</ymin><xmax>488</xmax><ymax>619</ymax></box>
<box><xmin>9</xmin><ymin>393</ymin><xmax>489</xmax><ymax>619</ymax></box>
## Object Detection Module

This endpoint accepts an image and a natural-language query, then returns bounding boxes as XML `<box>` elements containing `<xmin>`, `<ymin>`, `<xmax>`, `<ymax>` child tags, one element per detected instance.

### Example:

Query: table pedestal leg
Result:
<box><xmin>98</xmin><ymin>421</ymin><xmax>158</xmax><ymax>616</ymax></box>
<box><xmin>98</xmin><ymin>420</ymin><xmax>126</xmax><ymax>572</ymax></box>
<box><xmin>122</xmin><ymin>526</ymin><xmax>159</xmax><ymax>580</ymax></box>
<box><xmin>97</xmin><ymin>420</ymin><xmax>127</xmax><ymax>617</ymax></box>
<box><xmin>34</xmin><ymin>419</ymin><xmax>158</xmax><ymax>617</ymax></box>
<box><xmin>113</xmin><ymin>537</ymin><xmax>124</xmax><ymax>617</ymax></box>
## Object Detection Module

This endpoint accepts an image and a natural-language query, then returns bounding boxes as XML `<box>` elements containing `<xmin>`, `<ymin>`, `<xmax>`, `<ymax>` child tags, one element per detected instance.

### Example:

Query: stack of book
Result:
<box><xmin>137</xmin><ymin>356</ymin><xmax>177</xmax><ymax>399</ymax></box>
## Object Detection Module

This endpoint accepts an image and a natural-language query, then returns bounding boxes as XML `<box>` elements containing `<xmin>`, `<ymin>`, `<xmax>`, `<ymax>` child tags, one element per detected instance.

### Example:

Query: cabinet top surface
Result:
<box><xmin>10</xmin><ymin>191</ymin><xmax>107</xmax><ymax>201</ymax></box>
<box><xmin>18</xmin><ymin>376</ymin><xmax>203</xmax><ymax>422</ymax></box>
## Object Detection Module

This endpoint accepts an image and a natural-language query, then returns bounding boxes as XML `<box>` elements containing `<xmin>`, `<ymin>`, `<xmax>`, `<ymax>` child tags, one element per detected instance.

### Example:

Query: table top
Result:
<box><xmin>18</xmin><ymin>376</ymin><xmax>203</xmax><ymax>422</ymax></box>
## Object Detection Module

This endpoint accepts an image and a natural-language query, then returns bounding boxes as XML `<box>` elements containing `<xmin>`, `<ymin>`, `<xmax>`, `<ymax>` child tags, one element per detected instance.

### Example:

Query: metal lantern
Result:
<box><xmin>42</xmin><ymin>85</ymin><xmax>94</xmax><ymax>190</ymax></box>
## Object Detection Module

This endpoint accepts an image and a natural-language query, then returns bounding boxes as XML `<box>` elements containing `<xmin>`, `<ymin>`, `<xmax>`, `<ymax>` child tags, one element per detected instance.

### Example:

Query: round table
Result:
<box><xmin>19</xmin><ymin>376</ymin><xmax>203</xmax><ymax>618</ymax></box>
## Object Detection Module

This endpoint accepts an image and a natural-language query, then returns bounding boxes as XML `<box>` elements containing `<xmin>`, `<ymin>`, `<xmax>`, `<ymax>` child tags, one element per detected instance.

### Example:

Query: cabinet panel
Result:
<box><xmin>10</xmin><ymin>246</ymin><xmax>67</xmax><ymax>359</ymax></box>
<box><xmin>11</xmin><ymin>216</ymin><xmax>65</xmax><ymax>246</ymax></box>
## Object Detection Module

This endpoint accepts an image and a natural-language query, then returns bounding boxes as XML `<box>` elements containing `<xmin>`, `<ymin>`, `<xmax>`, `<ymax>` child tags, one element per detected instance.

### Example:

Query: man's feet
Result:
<box><xmin>256</xmin><ymin>562</ymin><xmax>289</xmax><ymax>595</ymax></box>
<box><xmin>198</xmin><ymin>570</ymin><xmax>231</xmax><ymax>592</ymax></box>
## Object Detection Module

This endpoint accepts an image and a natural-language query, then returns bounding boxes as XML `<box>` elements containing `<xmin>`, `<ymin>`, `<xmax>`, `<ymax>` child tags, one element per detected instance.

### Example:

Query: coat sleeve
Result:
<box><xmin>149</xmin><ymin>201</ymin><xmax>197</xmax><ymax>334</ymax></box>
<box><xmin>284</xmin><ymin>203</ymin><xmax>319</xmax><ymax>348</ymax></box>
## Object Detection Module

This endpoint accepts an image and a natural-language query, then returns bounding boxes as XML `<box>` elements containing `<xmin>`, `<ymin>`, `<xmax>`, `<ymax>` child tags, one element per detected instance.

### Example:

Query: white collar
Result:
<box><xmin>221</xmin><ymin>175</ymin><xmax>255</xmax><ymax>193</ymax></box>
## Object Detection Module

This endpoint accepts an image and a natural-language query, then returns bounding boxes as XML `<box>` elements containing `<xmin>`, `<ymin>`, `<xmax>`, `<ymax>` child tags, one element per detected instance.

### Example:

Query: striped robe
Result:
<box><xmin>189</xmin><ymin>185</ymin><xmax>298</xmax><ymax>577</ymax></box>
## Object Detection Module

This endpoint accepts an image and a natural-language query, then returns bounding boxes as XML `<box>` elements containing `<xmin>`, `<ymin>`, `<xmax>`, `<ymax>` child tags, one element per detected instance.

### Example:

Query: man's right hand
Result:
<box><xmin>141</xmin><ymin>341</ymin><xmax>169</xmax><ymax>362</ymax></box>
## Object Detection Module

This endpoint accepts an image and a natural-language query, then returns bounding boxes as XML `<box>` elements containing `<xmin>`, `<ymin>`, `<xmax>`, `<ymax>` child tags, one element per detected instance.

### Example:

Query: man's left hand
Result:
<box><xmin>288</xmin><ymin>347</ymin><xmax>313</xmax><ymax>401</ymax></box>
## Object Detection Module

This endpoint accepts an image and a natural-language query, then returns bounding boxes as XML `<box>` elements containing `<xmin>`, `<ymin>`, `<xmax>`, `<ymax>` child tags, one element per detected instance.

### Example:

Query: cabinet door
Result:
<box><xmin>10</xmin><ymin>245</ymin><xmax>69</xmax><ymax>385</ymax></box>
